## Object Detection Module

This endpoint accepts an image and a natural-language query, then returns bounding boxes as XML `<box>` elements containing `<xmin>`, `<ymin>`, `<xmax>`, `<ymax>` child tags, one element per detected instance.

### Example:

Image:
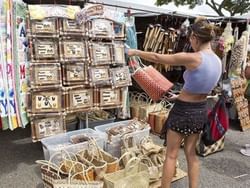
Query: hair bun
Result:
<box><xmin>194</xmin><ymin>16</ymin><xmax>208</xmax><ymax>24</ymax></box>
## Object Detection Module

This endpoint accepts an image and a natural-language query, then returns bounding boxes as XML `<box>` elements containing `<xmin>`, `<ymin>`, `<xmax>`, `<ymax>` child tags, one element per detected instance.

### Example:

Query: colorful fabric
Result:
<box><xmin>13</xmin><ymin>1</ymin><xmax>29</xmax><ymax>128</ymax></box>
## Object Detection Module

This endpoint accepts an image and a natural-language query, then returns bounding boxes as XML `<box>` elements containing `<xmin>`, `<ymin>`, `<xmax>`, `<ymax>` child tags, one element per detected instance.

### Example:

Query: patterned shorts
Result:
<box><xmin>161</xmin><ymin>99</ymin><xmax>207</xmax><ymax>139</ymax></box>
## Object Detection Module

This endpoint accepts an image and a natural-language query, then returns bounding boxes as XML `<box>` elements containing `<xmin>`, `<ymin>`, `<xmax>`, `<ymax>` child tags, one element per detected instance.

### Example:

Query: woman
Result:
<box><xmin>128</xmin><ymin>17</ymin><xmax>222</xmax><ymax>188</ymax></box>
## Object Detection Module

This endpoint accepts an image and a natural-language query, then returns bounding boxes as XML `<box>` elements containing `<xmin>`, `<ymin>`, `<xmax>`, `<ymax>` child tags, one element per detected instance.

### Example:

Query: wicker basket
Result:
<box><xmin>28</xmin><ymin>88</ymin><xmax>64</xmax><ymax>114</ymax></box>
<box><xmin>59</xmin><ymin>38</ymin><xmax>88</xmax><ymax>62</ymax></box>
<box><xmin>110</xmin><ymin>66</ymin><xmax>131</xmax><ymax>88</ymax></box>
<box><xmin>59</xmin><ymin>18</ymin><xmax>86</xmax><ymax>36</ymax></box>
<box><xmin>30</xmin><ymin>113</ymin><xmax>66</xmax><ymax>142</ymax></box>
<box><xmin>30</xmin><ymin>38</ymin><xmax>59</xmax><ymax>63</ymax></box>
<box><xmin>29</xmin><ymin>63</ymin><xmax>62</xmax><ymax>88</ymax></box>
<box><xmin>27</xmin><ymin>17</ymin><xmax>59</xmax><ymax>37</ymax></box>
<box><xmin>64</xmin><ymin>86</ymin><xmax>93</xmax><ymax>113</ymax></box>
<box><xmin>87</xmin><ymin>18</ymin><xmax>114</xmax><ymax>39</ymax></box>
<box><xmin>62</xmin><ymin>63</ymin><xmax>88</xmax><ymax>86</ymax></box>
<box><xmin>88</xmin><ymin>42</ymin><xmax>113</xmax><ymax>66</ymax></box>
<box><xmin>88</xmin><ymin>66</ymin><xmax>111</xmax><ymax>87</ymax></box>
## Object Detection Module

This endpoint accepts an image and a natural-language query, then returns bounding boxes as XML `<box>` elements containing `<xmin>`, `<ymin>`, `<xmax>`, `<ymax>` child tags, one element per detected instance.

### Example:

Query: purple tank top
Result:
<box><xmin>183</xmin><ymin>51</ymin><xmax>222</xmax><ymax>94</ymax></box>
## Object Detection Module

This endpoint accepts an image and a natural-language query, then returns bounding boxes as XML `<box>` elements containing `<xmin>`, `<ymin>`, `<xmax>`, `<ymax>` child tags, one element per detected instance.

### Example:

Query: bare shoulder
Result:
<box><xmin>173</xmin><ymin>52</ymin><xmax>202</xmax><ymax>66</ymax></box>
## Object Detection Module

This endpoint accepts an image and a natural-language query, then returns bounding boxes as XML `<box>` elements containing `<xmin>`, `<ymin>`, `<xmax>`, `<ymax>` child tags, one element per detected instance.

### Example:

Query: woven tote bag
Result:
<box><xmin>129</xmin><ymin>57</ymin><xmax>173</xmax><ymax>102</ymax></box>
<box><xmin>103</xmin><ymin>157</ymin><xmax>150</xmax><ymax>188</ymax></box>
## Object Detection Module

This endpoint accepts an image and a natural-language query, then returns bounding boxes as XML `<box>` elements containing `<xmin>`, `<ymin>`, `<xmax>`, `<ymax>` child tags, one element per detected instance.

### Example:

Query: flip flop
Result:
<box><xmin>240</xmin><ymin>149</ymin><xmax>250</xmax><ymax>157</ymax></box>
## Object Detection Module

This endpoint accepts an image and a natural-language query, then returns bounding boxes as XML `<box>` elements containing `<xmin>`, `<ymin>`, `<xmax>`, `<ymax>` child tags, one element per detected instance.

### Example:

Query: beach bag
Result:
<box><xmin>129</xmin><ymin>57</ymin><xmax>173</xmax><ymax>102</ymax></box>
<box><xmin>202</xmin><ymin>93</ymin><xmax>229</xmax><ymax>146</ymax></box>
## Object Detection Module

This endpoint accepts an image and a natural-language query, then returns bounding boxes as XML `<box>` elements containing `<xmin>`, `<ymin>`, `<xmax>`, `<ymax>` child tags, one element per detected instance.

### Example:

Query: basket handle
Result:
<box><xmin>88</xmin><ymin>138</ymin><xmax>104</xmax><ymax>161</ymax></box>
<box><xmin>124</xmin><ymin>157</ymin><xmax>141</xmax><ymax>175</ymax></box>
<box><xmin>36</xmin><ymin>160</ymin><xmax>60</xmax><ymax>172</ymax></box>
<box><xmin>139</xmin><ymin>156</ymin><xmax>154</xmax><ymax>167</ymax></box>
<box><xmin>121</xmin><ymin>134</ymin><xmax>136</xmax><ymax>150</ymax></box>
<box><xmin>67</xmin><ymin>161</ymin><xmax>90</xmax><ymax>184</ymax></box>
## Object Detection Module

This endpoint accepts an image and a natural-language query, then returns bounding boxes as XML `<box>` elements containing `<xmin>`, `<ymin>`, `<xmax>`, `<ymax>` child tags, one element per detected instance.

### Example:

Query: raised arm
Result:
<box><xmin>128</xmin><ymin>49</ymin><xmax>200</xmax><ymax>69</ymax></box>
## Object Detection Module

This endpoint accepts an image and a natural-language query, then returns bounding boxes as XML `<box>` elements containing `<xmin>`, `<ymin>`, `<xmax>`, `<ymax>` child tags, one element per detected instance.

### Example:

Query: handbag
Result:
<box><xmin>88</xmin><ymin>138</ymin><xmax>119</xmax><ymax>174</ymax></box>
<box><xmin>103</xmin><ymin>157</ymin><xmax>150</xmax><ymax>188</ymax></box>
<box><xmin>196</xmin><ymin>136</ymin><xmax>225</xmax><ymax>157</ymax></box>
<box><xmin>130</xmin><ymin>92</ymin><xmax>149</xmax><ymax>119</ymax></box>
<box><xmin>36</xmin><ymin>160</ymin><xmax>68</xmax><ymax>188</ymax></box>
<box><xmin>76</xmin><ymin>150</ymin><xmax>107</xmax><ymax>181</ymax></box>
<box><xmin>201</xmin><ymin>92</ymin><xmax>229</xmax><ymax>146</ymax></box>
<box><xmin>53</xmin><ymin>161</ymin><xmax>103</xmax><ymax>188</ymax></box>
<box><xmin>129</xmin><ymin>57</ymin><xmax>173</xmax><ymax>102</ymax></box>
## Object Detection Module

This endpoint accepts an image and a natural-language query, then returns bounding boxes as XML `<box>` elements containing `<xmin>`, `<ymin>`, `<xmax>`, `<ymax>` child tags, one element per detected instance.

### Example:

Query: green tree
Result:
<box><xmin>155</xmin><ymin>0</ymin><xmax>250</xmax><ymax>16</ymax></box>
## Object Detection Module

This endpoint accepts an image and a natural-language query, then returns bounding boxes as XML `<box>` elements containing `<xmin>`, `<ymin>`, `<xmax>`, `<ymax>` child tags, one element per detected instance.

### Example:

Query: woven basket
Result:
<box><xmin>132</xmin><ymin>67</ymin><xmax>173</xmax><ymax>102</ymax></box>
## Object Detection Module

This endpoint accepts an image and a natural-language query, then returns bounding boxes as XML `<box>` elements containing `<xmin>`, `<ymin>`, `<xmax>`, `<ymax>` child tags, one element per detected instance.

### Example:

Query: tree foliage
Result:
<box><xmin>155</xmin><ymin>0</ymin><xmax>250</xmax><ymax>16</ymax></box>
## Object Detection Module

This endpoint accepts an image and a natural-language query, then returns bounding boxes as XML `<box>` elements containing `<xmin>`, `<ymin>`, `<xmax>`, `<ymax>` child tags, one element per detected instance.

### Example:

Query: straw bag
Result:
<box><xmin>76</xmin><ymin>150</ymin><xmax>107</xmax><ymax>180</ymax></box>
<box><xmin>130</xmin><ymin>92</ymin><xmax>149</xmax><ymax>119</ymax></box>
<box><xmin>53</xmin><ymin>161</ymin><xmax>103</xmax><ymax>188</ymax></box>
<box><xmin>138</xmin><ymin>100</ymin><xmax>163</xmax><ymax>121</ymax></box>
<box><xmin>36</xmin><ymin>150</ymin><xmax>78</xmax><ymax>188</ymax></box>
<box><xmin>140</xmin><ymin>156</ymin><xmax>160</xmax><ymax>182</ymax></box>
<box><xmin>36</xmin><ymin>160</ymin><xmax>68</xmax><ymax>188</ymax></box>
<box><xmin>60</xmin><ymin>158</ymin><xmax>95</xmax><ymax>181</ymax></box>
<box><xmin>121</xmin><ymin>135</ymin><xmax>140</xmax><ymax>165</ymax></box>
<box><xmin>103</xmin><ymin>157</ymin><xmax>150</xmax><ymax>188</ymax></box>
<box><xmin>129</xmin><ymin>57</ymin><xmax>173</xmax><ymax>102</ymax></box>
<box><xmin>89</xmin><ymin>139</ymin><xmax>119</xmax><ymax>174</ymax></box>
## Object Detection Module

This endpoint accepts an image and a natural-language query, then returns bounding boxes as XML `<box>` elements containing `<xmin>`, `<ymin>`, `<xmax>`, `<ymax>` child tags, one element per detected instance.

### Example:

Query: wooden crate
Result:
<box><xmin>110</xmin><ymin>66</ymin><xmax>132</xmax><ymax>88</ymax></box>
<box><xmin>87</xmin><ymin>18</ymin><xmax>114</xmax><ymax>39</ymax></box>
<box><xmin>95</xmin><ymin>87</ymin><xmax>123</xmax><ymax>109</ymax></box>
<box><xmin>29</xmin><ymin>63</ymin><xmax>62</xmax><ymax>88</ymax></box>
<box><xmin>88</xmin><ymin>66</ymin><xmax>111</xmax><ymax>87</ymax></box>
<box><xmin>30</xmin><ymin>38</ymin><xmax>59</xmax><ymax>63</ymax></box>
<box><xmin>89</xmin><ymin>42</ymin><xmax>113</xmax><ymax>65</ymax></box>
<box><xmin>28</xmin><ymin>88</ymin><xmax>64</xmax><ymax>114</ymax></box>
<box><xmin>62</xmin><ymin>63</ymin><xmax>88</xmax><ymax>86</ymax></box>
<box><xmin>112</xmin><ymin>41</ymin><xmax>126</xmax><ymax>65</ymax></box>
<box><xmin>59</xmin><ymin>18</ymin><xmax>86</xmax><ymax>36</ymax></box>
<box><xmin>59</xmin><ymin>37</ymin><xmax>88</xmax><ymax>62</ymax></box>
<box><xmin>30</xmin><ymin>113</ymin><xmax>66</xmax><ymax>142</ymax></box>
<box><xmin>64</xmin><ymin>86</ymin><xmax>93</xmax><ymax>113</ymax></box>
<box><xmin>27</xmin><ymin>18</ymin><xmax>59</xmax><ymax>37</ymax></box>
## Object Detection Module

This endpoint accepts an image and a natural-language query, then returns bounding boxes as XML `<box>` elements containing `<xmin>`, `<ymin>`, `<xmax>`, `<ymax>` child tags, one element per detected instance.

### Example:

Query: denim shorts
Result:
<box><xmin>160</xmin><ymin>99</ymin><xmax>207</xmax><ymax>138</ymax></box>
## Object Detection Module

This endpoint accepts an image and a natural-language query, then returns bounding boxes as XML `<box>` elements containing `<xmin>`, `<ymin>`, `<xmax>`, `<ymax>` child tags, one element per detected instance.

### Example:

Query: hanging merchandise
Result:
<box><xmin>125</xmin><ymin>15</ymin><xmax>138</xmax><ymax>50</ymax></box>
<box><xmin>0</xmin><ymin>2</ymin><xmax>8</xmax><ymax>130</ymax></box>
<box><xmin>26</xmin><ymin>4</ymin><xmax>83</xmax><ymax>140</ymax></box>
<box><xmin>229</xmin><ymin>36</ymin><xmax>245</xmax><ymax>76</ymax></box>
<box><xmin>0</xmin><ymin>0</ymin><xmax>25</xmax><ymax>130</ymax></box>
<box><xmin>25</xmin><ymin>3</ymin><xmax>131</xmax><ymax>140</ymax></box>
<box><xmin>220</xmin><ymin>22</ymin><xmax>234</xmax><ymax>76</ymax></box>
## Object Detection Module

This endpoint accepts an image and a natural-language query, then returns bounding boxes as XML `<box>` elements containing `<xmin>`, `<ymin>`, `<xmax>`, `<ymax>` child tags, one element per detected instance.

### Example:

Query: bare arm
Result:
<box><xmin>128</xmin><ymin>49</ymin><xmax>200</xmax><ymax>68</ymax></box>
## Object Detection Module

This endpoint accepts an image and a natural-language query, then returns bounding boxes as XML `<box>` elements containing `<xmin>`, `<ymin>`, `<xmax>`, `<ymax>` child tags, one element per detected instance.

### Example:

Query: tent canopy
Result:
<box><xmin>88</xmin><ymin>0</ymin><xmax>249</xmax><ymax>20</ymax></box>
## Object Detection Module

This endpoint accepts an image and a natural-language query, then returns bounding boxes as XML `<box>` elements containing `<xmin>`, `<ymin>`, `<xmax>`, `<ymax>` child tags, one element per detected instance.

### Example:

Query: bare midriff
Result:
<box><xmin>177</xmin><ymin>89</ymin><xmax>207</xmax><ymax>102</ymax></box>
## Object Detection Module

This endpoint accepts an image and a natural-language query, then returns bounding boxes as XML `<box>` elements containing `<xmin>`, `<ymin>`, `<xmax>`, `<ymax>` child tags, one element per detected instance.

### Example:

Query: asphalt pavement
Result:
<box><xmin>0</xmin><ymin>121</ymin><xmax>250</xmax><ymax>188</ymax></box>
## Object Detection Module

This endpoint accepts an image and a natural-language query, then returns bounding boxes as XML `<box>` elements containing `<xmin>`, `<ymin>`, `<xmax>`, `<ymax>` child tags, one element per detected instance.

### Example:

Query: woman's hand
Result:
<box><xmin>127</xmin><ymin>49</ymin><xmax>139</xmax><ymax>57</ymax></box>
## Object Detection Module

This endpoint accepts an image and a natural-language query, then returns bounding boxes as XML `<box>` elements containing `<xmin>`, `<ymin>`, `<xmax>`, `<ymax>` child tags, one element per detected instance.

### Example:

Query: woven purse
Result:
<box><xmin>89</xmin><ymin>139</ymin><xmax>120</xmax><ymax>174</ymax></box>
<box><xmin>103</xmin><ymin>157</ymin><xmax>150</xmax><ymax>188</ymax></box>
<box><xmin>129</xmin><ymin>57</ymin><xmax>173</xmax><ymax>102</ymax></box>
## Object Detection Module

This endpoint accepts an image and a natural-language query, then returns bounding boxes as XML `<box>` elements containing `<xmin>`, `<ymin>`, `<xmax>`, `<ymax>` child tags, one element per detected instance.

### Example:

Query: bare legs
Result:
<box><xmin>161</xmin><ymin>130</ymin><xmax>200</xmax><ymax>188</ymax></box>
<box><xmin>161</xmin><ymin>130</ymin><xmax>184</xmax><ymax>188</ymax></box>
<box><xmin>184</xmin><ymin>133</ymin><xmax>200</xmax><ymax>188</ymax></box>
